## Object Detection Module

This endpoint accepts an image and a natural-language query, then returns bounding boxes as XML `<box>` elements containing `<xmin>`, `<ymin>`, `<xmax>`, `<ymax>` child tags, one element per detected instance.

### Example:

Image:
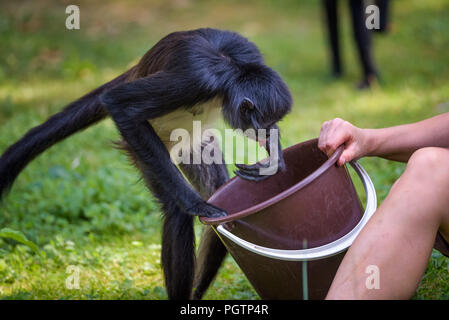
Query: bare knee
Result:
<box><xmin>406</xmin><ymin>147</ymin><xmax>449</xmax><ymax>187</ymax></box>
<box><xmin>402</xmin><ymin>148</ymin><xmax>449</xmax><ymax>222</ymax></box>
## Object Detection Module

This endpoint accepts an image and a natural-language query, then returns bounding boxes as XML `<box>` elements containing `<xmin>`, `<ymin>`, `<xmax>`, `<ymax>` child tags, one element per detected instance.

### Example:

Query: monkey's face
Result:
<box><xmin>222</xmin><ymin>66</ymin><xmax>292</xmax><ymax>181</ymax></box>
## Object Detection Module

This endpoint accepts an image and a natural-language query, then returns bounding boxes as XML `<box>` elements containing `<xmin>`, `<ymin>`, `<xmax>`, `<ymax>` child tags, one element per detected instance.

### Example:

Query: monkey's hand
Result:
<box><xmin>234</xmin><ymin>159</ymin><xmax>273</xmax><ymax>182</ymax></box>
<box><xmin>185</xmin><ymin>201</ymin><xmax>227</xmax><ymax>218</ymax></box>
<box><xmin>235</xmin><ymin>132</ymin><xmax>286</xmax><ymax>182</ymax></box>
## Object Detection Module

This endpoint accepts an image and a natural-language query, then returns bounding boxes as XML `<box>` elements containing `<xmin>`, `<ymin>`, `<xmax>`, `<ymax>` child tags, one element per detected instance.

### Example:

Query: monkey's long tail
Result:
<box><xmin>0</xmin><ymin>71</ymin><xmax>130</xmax><ymax>200</ymax></box>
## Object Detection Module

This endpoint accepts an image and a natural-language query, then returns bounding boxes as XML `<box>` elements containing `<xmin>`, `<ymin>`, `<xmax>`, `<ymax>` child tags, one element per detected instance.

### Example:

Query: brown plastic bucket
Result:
<box><xmin>200</xmin><ymin>138</ymin><xmax>377</xmax><ymax>300</ymax></box>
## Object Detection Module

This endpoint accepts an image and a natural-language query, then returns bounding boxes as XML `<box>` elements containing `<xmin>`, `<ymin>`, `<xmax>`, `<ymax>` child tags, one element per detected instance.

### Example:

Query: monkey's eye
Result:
<box><xmin>240</xmin><ymin>98</ymin><xmax>255</xmax><ymax>112</ymax></box>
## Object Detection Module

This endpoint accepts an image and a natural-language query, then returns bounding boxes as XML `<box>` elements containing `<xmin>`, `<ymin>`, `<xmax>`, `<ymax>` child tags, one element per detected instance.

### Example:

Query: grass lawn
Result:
<box><xmin>0</xmin><ymin>0</ymin><xmax>448</xmax><ymax>299</ymax></box>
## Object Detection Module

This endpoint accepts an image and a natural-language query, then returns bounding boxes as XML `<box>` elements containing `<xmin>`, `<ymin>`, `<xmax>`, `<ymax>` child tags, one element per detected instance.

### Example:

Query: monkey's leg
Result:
<box><xmin>107</xmin><ymin>125</ymin><xmax>222</xmax><ymax>299</ymax></box>
<box><xmin>118</xmin><ymin>140</ymin><xmax>197</xmax><ymax>300</ymax></box>
<box><xmin>161</xmin><ymin>203</ymin><xmax>196</xmax><ymax>300</ymax></box>
<box><xmin>179</xmin><ymin>137</ymin><xmax>229</xmax><ymax>300</ymax></box>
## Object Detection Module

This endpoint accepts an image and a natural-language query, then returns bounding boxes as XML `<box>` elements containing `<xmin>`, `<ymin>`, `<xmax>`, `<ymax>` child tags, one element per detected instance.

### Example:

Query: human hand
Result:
<box><xmin>318</xmin><ymin>118</ymin><xmax>370</xmax><ymax>166</ymax></box>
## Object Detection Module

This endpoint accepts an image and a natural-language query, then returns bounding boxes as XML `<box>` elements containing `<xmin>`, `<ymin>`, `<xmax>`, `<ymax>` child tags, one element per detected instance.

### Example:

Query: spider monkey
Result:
<box><xmin>0</xmin><ymin>28</ymin><xmax>292</xmax><ymax>299</ymax></box>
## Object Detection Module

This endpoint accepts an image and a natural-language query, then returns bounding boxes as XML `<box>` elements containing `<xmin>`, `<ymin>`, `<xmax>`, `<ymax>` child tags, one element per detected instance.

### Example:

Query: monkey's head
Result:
<box><xmin>222</xmin><ymin>64</ymin><xmax>292</xmax><ymax>181</ymax></box>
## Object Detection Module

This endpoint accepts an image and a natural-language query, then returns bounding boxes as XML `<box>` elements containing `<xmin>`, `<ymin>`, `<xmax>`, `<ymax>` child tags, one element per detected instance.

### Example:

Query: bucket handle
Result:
<box><xmin>215</xmin><ymin>160</ymin><xmax>377</xmax><ymax>261</ymax></box>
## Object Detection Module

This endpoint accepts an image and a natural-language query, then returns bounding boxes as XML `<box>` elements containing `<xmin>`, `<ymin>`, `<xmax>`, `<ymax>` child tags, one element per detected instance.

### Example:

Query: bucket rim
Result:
<box><xmin>214</xmin><ymin>160</ymin><xmax>377</xmax><ymax>261</ymax></box>
<box><xmin>200</xmin><ymin>138</ymin><xmax>343</xmax><ymax>225</ymax></box>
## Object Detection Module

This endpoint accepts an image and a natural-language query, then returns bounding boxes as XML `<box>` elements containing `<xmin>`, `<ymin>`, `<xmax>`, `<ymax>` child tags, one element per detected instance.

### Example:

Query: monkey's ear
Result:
<box><xmin>240</xmin><ymin>98</ymin><xmax>255</xmax><ymax>112</ymax></box>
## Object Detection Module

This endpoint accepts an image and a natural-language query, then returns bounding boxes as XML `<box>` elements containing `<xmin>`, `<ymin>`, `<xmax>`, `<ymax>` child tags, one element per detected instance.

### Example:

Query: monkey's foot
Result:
<box><xmin>186</xmin><ymin>201</ymin><xmax>227</xmax><ymax>218</ymax></box>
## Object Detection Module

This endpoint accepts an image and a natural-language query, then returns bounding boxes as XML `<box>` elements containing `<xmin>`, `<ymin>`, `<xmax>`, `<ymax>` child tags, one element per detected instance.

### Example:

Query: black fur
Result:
<box><xmin>0</xmin><ymin>28</ymin><xmax>292</xmax><ymax>299</ymax></box>
<box><xmin>179</xmin><ymin>137</ymin><xmax>230</xmax><ymax>299</ymax></box>
<box><xmin>0</xmin><ymin>71</ymin><xmax>129</xmax><ymax>200</ymax></box>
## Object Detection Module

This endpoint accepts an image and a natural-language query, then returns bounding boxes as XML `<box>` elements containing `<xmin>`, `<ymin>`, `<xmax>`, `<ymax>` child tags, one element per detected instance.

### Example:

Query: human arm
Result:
<box><xmin>318</xmin><ymin>113</ymin><xmax>449</xmax><ymax>165</ymax></box>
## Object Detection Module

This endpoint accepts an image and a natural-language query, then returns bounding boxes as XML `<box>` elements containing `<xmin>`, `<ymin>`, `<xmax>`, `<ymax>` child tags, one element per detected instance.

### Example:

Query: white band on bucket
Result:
<box><xmin>216</xmin><ymin>160</ymin><xmax>377</xmax><ymax>261</ymax></box>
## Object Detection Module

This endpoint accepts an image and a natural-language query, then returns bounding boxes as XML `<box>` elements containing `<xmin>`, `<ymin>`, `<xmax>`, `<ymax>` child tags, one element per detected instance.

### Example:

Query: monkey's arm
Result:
<box><xmin>100</xmin><ymin>73</ymin><xmax>225</xmax><ymax>217</ymax></box>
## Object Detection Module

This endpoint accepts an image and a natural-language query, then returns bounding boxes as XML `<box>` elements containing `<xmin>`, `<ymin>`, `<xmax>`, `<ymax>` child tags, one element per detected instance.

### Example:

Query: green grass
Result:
<box><xmin>1</xmin><ymin>0</ymin><xmax>449</xmax><ymax>299</ymax></box>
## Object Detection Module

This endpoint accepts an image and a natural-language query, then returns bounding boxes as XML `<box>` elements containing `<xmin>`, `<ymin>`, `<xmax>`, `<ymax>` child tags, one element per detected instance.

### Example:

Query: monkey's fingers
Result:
<box><xmin>235</xmin><ymin>159</ymin><xmax>270</xmax><ymax>174</ymax></box>
<box><xmin>234</xmin><ymin>169</ymin><xmax>271</xmax><ymax>182</ymax></box>
<box><xmin>186</xmin><ymin>201</ymin><xmax>227</xmax><ymax>218</ymax></box>
<box><xmin>234</xmin><ymin>162</ymin><xmax>272</xmax><ymax>181</ymax></box>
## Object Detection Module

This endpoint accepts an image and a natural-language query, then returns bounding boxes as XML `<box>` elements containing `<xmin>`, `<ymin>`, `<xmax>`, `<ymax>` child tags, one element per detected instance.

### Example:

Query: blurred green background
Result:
<box><xmin>0</xmin><ymin>0</ymin><xmax>448</xmax><ymax>299</ymax></box>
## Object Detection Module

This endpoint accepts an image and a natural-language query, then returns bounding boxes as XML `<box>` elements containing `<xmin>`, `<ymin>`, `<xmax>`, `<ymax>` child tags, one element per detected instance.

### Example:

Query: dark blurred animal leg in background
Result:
<box><xmin>375</xmin><ymin>0</ymin><xmax>391</xmax><ymax>33</ymax></box>
<box><xmin>349</xmin><ymin>0</ymin><xmax>379</xmax><ymax>89</ymax></box>
<box><xmin>323</xmin><ymin>0</ymin><xmax>343</xmax><ymax>78</ymax></box>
